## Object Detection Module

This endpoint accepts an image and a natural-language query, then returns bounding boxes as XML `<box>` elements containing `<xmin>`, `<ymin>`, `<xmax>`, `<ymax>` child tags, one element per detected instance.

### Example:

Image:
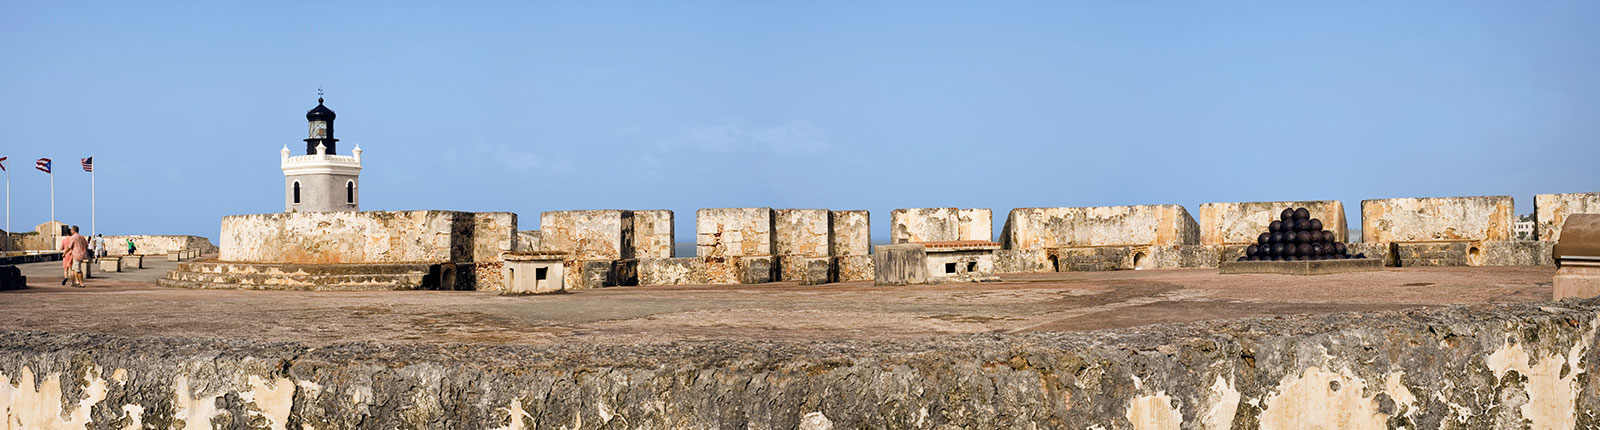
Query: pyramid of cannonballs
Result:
<box><xmin>1238</xmin><ymin>207</ymin><xmax>1367</xmax><ymax>262</ymax></box>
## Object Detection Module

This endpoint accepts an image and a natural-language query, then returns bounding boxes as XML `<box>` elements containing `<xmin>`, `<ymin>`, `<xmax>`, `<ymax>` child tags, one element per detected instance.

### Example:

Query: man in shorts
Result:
<box><xmin>58</xmin><ymin>225</ymin><xmax>89</xmax><ymax>287</ymax></box>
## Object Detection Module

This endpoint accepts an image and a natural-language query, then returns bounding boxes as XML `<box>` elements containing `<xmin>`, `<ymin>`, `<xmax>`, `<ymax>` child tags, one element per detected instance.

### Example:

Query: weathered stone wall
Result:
<box><xmin>469</xmin><ymin>212</ymin><xmax>517</xmax><ymax>291</ymax></box>
<box><xmin>829</xmin><ymin>210</ymin><xmax>871</xmax><ymax>256</ymax></box>
<box><xmin>538</xmin><ymin>210</ymin><xmax>632</xmax><ymax>260</ymax></box>
<box><xmin>696</xmin><ymin>208</ymin><xmax>773</xmax><ymax>258</ymax></box>
<box><xmin>890</xmin><ymin>208</ymin><xmax>991</xmax><ymax>244</ymax></box>
<box><xmin>101</xmin><ymin>235</ymin><xmax>219</xmax><ymax>256</ymax></box>
<box><xmin>774</xmin><ymin>209</ymin><xmax>831</xmax><ymax>258</ymax></box>
<box><xmin>995</xmin><ymin>249</ymin><xmax>1050</xmax><ymax>273</ymax></box>
<box><xmin>1537</xmin><ymin>192</ymin><xmax>1600</xmax><ymax>241</ymax></box>
<box><xmin>1000</xmin><ymin>205</ymin><xmax>1200</xmax><ymax>250</ymax></box>
<box><xmin>1197</xmin><ymin>200</ymin><xmax>1346</xmax><ymax>245</ymax></box>
<box><xmin>7</xmin><ymin>300</ymin><xmax>1600</xmax><ymax>428</ymax></box>
<box><xmin>631</xmin><ymin>210</ymin><xmax>675</xmax><ymax>259</ymax></box>
<box><xmin>219</xmin><ymin>211</ymin><xmax>468</xmax><ymax>264</ymax></box>
<box><xmin>1362</xmin><ymin>196</ymin><xmax>1514</xmax><ymax>243</ymax></box>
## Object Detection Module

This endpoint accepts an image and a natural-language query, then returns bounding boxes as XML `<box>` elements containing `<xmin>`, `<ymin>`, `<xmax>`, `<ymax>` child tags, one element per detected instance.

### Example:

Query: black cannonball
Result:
<box><xmin>1336</xmin><ymin>243</ymin><xmax>1348</xmax><ymax>254</ymax></box>
<box><xmin>1296</xmin><ymin>219</ymin><xmax>1311</xmax><ymax>231</ymax></box>
<box><xmin>1247</xmin><ymin>244</ymin><xmax>1259</xmax><ymax>257</ymax></box>
<box><xmin>1269</xmin><ymin>232</ymin><xmax>1283</xmax><ymax>244</ymax></box>
<box><xmin>1355</xmin><ymin>253</ymin><xmax>1367</xmax><ymax>259</ymax></box>
<box><xmin>1310</xmin><ymin>219</ymin><xmax>1323</xmax><ymax>231</ymax></box>
<box><xmin>1296</xmin><ymin>231</ymin><xmax>1312</xmax><ymax>243</ymax></box>
<box><xmin>1321</xmin><ymin>231</ymin><xmax>1335</xmax><ymax>243</ymax></box>
<box><xmin>1271</xmin><ymin>243</ymin><xmax>1285</xmax><ymax>256</ymax></box>
<box><xmin>1269</xmin><ymin>220</ymin><xmax>1282</xmax><ymax>232</ymax></box>
<box><xmin>1281</xmin><ymin>208</ymin><xmax>1295</xmax><ymax>221</ymax></box>
<box><xmin>1259</xmin><ymin>233</ymin><xmax>1271</xmax><ymax>244</ymax></box>
<box><xmin>1294</xmin><ymin>208</ymin><xmax>1310</xmax><ymax>220</ymax></box>
<box><xmin>1310</xmin><ymin>243</ymin><xmax>1324</xmax><ymax>256</ymax></box>
<box><xmin>1297</xmin><ymin>243</ymin><xmax>1313</xmax><ymax>256</ymax></box>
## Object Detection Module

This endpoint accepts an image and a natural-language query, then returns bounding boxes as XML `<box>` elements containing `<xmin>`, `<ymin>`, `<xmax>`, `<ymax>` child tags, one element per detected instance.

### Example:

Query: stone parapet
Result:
<box><xmin>1361</xmin><ymin>195</ymin><xmax>1514</xmax><ymax>243</ymax></box>
<box><xmin>1536</xmin><ymin>192</ymin><xmax>1600</xmax><ymax>241</ymax></box>
<box><xmin>889</xmin><ymin>208</ymin><xmax>991</xmax><ymax>244</ymax></box>
<box><xmin>1197</xmin><ymin>200</ymin><xmax>1346</xmax><ymax>245</ymax></box>
<box><xmin>1001</xmin><ymin>205</ymin><xmax>1199</xmax><ymax>250</ymax></box>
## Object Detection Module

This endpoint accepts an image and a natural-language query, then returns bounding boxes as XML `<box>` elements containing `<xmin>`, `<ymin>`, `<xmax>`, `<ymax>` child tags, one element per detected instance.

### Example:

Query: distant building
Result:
<box><xmin>281</xmin><ymin>97</ymin><xmax>362</xmax><ymax>212</ymax></box>
<box><xmin>1513</xmin><ymin>221</ymin><xmax>1535</xmax><ymax>240</ymax></box>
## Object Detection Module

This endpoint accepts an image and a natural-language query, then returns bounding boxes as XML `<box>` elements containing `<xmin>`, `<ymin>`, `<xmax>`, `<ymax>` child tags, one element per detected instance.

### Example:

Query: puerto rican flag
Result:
<box><xmin>81</xmin><ymin>157</ymin><xmax>93</xmax><ymax>172</ymax></box>
<box><xmin>36</xmin><ymin>158</ymin><xmax>50</xmax><ymax>174</ymax></box>
<box><xmin>0</xmin><ymin>156</ymin><xmax>6</xmax><ymax>171</ymax></box>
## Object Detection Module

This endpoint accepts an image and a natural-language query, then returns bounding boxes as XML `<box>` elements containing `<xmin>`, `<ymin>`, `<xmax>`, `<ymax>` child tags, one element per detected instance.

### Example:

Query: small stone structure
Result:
<box><xmin>921</xmin><ymin>241</ymin><xmax>1000</xmax><ymax>283</ymax></box>
<box><xmin>0</xmin><ymin>265</ymin><xmax>23</xmax><ymax>290</ymax></box>
<box><xmin>501</xmin><ymin>252</ymin><xmax>568</xmax><ymax>294</ymax></box>
<box><xmin>120</xmin><ymin>255</ymin><xmax>142</xmax><ymax>269</ymax></box>
<box><xmin>872</xmin><ymin>244</ymin><xmax>928</xmax><ymax>286</ymax></box>
<box><xmin>0</xmin><ymin>221</ymin><xmax>69</xmax><ymax>252</ymax></box>
<box><xmin>96</xmin><ymin>258</ymin><xmax>121</xmax><ymax>272</ymax></box>
<box><xmin>101</xmin><ymin>235</ymin><xmax>218</xmax><ymax>256</ymax></box>
<box><xmin>535</xmin><ymin>209</ymin><xmax>674</xmax><ymax>289</ymax></box>
<box><xmin>634</xmin><ymin>208</ymin><xmax>868</xmax><ymax>286</ymax></box>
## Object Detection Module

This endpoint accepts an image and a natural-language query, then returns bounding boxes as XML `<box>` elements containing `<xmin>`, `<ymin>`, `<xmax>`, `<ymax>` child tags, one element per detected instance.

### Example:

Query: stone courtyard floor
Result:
<box><xmin>0</xmin><ymin>257</ymin><xmax>1556</xmax><ymax>347</ymax></box>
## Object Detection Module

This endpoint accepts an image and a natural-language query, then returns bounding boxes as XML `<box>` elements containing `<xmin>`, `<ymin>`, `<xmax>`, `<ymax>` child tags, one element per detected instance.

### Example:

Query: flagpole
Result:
<box><xmin>49</xmin><ymin>168</ymin><xmax>55</xmax><ymax>247</ymax></box>
<box><xmin>90</xmin><ymin>161</ymin><xmax>95</xmax><ymax>239</ymax></box>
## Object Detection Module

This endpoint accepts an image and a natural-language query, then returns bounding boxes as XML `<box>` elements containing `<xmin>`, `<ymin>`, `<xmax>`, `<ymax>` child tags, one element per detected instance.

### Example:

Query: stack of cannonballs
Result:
<box><xmin>1237</xmin><ymin>207</ymin><xmax>1366</xmax><ymax>261</ymax></box>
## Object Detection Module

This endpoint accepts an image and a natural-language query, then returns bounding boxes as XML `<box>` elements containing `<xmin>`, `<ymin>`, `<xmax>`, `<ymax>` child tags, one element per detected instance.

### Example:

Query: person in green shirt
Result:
<box><xmin>126</xmin><ymin>239</ymin><xmax>137</xmax><ymax>256</ymax></box>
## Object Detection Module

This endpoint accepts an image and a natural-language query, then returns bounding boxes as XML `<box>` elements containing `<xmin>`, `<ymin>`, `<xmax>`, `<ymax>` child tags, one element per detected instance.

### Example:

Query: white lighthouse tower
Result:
<box><xmin>281</xmin><ymin>96</ymin><xmax>362</xmax><ymax>212</ymax></box>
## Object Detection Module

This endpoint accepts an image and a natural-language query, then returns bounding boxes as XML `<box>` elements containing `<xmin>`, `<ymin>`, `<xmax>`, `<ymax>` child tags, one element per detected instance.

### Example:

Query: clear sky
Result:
<box><xmin>2</xmin><ymin>2</ymin><xmax>1596</xmax><ymax>242</ymax></box>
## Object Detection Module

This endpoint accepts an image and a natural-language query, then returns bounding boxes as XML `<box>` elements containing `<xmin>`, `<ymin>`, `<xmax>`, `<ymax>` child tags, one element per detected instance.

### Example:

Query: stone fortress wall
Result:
<box><xmin>166</xmin><ymin>191</ymin><xmax>1596</xmax><ymax>291</ymax></box>
<box><xmin>5</xmin><ymin>298</ymin><xmax>1600</xmax><ymax>428</ymax></box>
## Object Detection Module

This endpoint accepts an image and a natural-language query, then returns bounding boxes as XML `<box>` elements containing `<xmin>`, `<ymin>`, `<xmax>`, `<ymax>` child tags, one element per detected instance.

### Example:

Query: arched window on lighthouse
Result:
<box><xmin>293</xmin><ymin>181</ymin><xmax>301</xmax><ymax>204</ymax></box>
<box><xmin>346</xmin><ymin>181</ymin><xmax>355</xmax><ymax>204</ymax></box>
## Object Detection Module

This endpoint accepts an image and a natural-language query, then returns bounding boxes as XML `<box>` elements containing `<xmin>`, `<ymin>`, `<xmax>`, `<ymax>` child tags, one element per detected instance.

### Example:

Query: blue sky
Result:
<box><xmin>2</xmin><ymin>2</ymin><xmax>1596</xmax><ymax>242</ymax></box>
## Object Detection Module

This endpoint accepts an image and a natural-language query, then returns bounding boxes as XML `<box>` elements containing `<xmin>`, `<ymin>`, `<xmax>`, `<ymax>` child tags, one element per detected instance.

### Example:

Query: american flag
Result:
<box><xmin>81</xmin><ymin>157</ymin><xmax>93</xmax><ymax>172</ymax></box>
<box><xmin>0</xmin><ymin>156</ymin><xmax>7</xmax><ymax>171</ymax></box>
<box><xmin>36</xmin><ymin>158</ymin><xmax>50</xmax><ymax>174</ymax></box>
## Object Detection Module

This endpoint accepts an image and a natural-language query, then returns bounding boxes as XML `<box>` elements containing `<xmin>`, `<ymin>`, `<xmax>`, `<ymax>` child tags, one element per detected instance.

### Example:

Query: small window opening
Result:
<box><xmin>507</xmin><ymin>268</ymin><xmax>515</xmax><ymax>284</ymax></box>
<box><xmin>292</xmin><ymin>181</ymin><xmax>301</xmax><ymax>204</ymax></box>
<box><xmin>536</xmin><ymin>267</ymin><xmax>548</xmax><ymax>280</ymax></box>
<box><xmin>346</xmin><ymin>181</ymin><xmax>355</xmax><ymax>204</ymax></box>
<box><xmin>967</xmin><ymin>262</ymin><xmax>977</xmax><ymax>272</ymax></box>
<box><xmin>944</xmin><ymin>262</ymin><xmax>956</xmax><ymax>273</ymax></box>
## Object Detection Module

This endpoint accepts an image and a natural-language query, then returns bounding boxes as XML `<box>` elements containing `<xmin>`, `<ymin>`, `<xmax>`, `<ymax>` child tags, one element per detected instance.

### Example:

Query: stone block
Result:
<box><xmin>540</xmin><ymin>210</ymin><xmax>633</xmax><ymax>260</ymax></box>
<box><xmin>1361</xmin><ymin>196</ymin><xmax>1513</xmax><ymax>243</ymax></box>
<box><xmin>1143</xmin><ymin>245</ymin><xmax>1221</xmax><ymax>269</ymax></box>
<box><xmin>632</xmin><ymin>210</ymin><xmax>675</xmax><ymax>259</ymax></box>
<box><xmin>167</xmin><ymin>252</ymin><xmax>180</xmax><ymax>262</ymax></box>
<box><xmin>1000</xmin><ymin>205</ymin><xmax>1200</xmax><ymax>250</ymax></box>
<box><xmin>1536</xmin><ymin>193</ymin><xmax>1600</xmax><ymax>241</ymax></box>
<box><xmin>579</xmin><ymin>260</ymin><xmax>617</xmax><ymax>289</ymax></box>
<box><xmin>1219</xmin><ymin>258</ymin><xmax>1384</xmax><ymax>275</ymax></box>
<box><xmin>638</xmin><ymin>258</ymin><xmax>707</xmax><ymax>286</ymax></box>
<box><xmin>890</xmin><ymin>208</ymin><xmax>991</xmax><ymax>244</ymax></box>
<box><xmin>737</xmin><ymin>256</ymin><xmax>776</xmax><ymax>284</ymax></box>
<box><xmin>120</xmin><ymin>255</ymin><xmax>143</xmax><ymax>269</ymax></box>
<box><xmin>470</xmin><ymin>212</ymin><xmax>518</xmax><ymax>262</ymax></box>
<box><xmin>0</xmin><ymin>265</ymin><xmax>23</xmax><ymax>290</ymax></box>
<box><xmin>787</xmin><ymin>256</ymin><xmax>835</xmax><ymax>286</ymax></box>
<box><xmin>1345</xmin><ymin>242</ymin><xmax>1397</xmax><ymax>267</ymax></box>
<box><xmin>995</xmin><ymin>249</ymin><xmax>1049</xmax><ymax>273</ymax></box>
<box><xmin>697</xmin><ymin>208</ymin><xmax>774</xmax><ymax>258</ymax></box>
<box><xmin>1555</xmin><ymin>265</ymin><xmax>1600</xmax><ymax>300</ymax></box>
<box><xmin>834</xmin><ymin>255</ymin><xmax>875</xmax><ymax>282</ymax></box>
<box><xmin>872</xmin><ymin>244</ymin><xmax>928</xmax><ymax>286</ymax></box>
<box><xmin>924</xmin><ymin>244</ymin><xmax>1000</xmax><ymax>283</ymax></box>
<box><xmin>1479</xmin><ymin>241</ymin><xmax>1556</xmax><ymax>266</ymax></box>
<box><xmin>774</xmin><ymin>209</ymin><xmax>831</xmax><ymax>257</ymax></box>
<box><xmin>1394</xmin><ymin>242</ymin><xmax>1470</xmax><ymax>267</ymax></box>
<box><xmin>1052</xmin><ymin>247</ymin><xmax>1134</xmax><ymax>272</ymax></box>
<box><xmin>97</xmin><ymin>258</ymin><xmax>121</xmax><ymax>272</ymax></box>
<box><xmin>830</xmin><ymin>210</ymin><xmax>871</xmax><ymax>256</ymax></box>
<box><xmin>1197</xmin><ymin>200</ymin><xmax>1347</xmax><ymax>245</ymax></box>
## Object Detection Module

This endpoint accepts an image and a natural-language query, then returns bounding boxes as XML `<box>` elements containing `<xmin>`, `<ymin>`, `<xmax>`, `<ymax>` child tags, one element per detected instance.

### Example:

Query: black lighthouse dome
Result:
<box><xmin>306</xmin><ymin>97</ymin><xmax>336</xmax><ymax>121</ymax></box>
<box><xmin>304</xmin><ymin>97</ymin><xmax>339</xmax><ymax>154</ymax></box>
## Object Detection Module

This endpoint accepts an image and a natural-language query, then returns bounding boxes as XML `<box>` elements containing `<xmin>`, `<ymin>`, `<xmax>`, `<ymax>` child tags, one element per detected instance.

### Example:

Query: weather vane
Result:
<box><xmin>317</xmin><ymin>87</ymin><xmax>324</xmax><ymax>98</ymax></box>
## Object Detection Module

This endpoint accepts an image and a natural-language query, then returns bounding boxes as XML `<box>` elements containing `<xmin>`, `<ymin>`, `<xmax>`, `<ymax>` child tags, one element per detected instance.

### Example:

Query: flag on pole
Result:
<box><xmin>81</xmin><ymin>157</ymin><xmax>93</xmax><ymax>172</ymax></box>
<box><xmin>35</xmin><ymin>158</ymin><xmax>50</xmax><ymax>174</ymax></box>
<box><xmin>0</xmin><ymin>156</ymin><xmax>7</xmax><ymax>171</ymax></box>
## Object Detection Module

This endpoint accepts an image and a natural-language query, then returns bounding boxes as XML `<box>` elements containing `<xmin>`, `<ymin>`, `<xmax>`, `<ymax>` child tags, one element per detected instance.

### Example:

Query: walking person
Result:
<box><xmin>92</xmin><ymin>234</ymin><xmax>105</xmax><ymax>258</ymax></box>
<box><xmin>58</xmin><ymin>225</ymin><xmax>89</xmax><ymax>287</ymax></box>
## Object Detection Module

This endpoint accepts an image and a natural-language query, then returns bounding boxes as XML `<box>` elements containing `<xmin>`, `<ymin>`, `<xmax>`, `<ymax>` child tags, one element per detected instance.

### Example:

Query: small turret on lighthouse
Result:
<box><xmin>282</xmin><ymin>96</ymin><xmax>362</xmax><ymax>212</ymax></box>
